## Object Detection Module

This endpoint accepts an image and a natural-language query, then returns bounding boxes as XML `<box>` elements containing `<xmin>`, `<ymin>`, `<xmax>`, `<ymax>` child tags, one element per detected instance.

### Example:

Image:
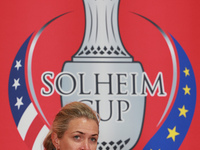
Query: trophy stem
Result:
<box><xmin>73</xmin><ymin>0</ymin><xmax>133</xmax><ymax>62</ymax></box>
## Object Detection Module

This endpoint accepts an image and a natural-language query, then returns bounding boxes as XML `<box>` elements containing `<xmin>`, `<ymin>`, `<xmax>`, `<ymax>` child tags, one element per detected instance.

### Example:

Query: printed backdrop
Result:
<box><xmin>1</xmin><ymin>0</ymin><xmax>200</xmax><ymax>149</ymax></box>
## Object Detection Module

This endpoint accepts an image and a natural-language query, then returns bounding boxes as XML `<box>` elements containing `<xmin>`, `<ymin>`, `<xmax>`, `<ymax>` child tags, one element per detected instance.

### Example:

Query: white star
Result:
<box><xmin>15</xmin><ymin>60</ymin><xmax>22</xmax><ymax>71</ymax></box>
<box><xmin>12</xmin><ymin>78</ymin><xmax>20</xmax><ymax>90</ymax></box>
<box><xmin>15</xmin><ymin>97</ymin><xmax>24</xmax><ymax>110</ymax></box>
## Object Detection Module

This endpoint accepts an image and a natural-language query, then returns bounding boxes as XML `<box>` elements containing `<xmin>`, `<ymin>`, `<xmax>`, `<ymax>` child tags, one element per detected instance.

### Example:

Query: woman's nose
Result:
<box><xmin>80</xmin><ymin>140</ymin><xmax>90</xmax><ymax>150</ymax></box>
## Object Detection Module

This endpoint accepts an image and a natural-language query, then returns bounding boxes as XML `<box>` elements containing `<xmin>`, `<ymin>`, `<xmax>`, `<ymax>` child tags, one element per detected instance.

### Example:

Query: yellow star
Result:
<box><xmin>183</xmin><ymin>67</ymin><xmax>190</xmax><ymax>77</ymax></box>
<box><xmin>167</xmin><ymin>126</ymin><xmax>180</xmax><ymax>142</ymax></box>
<box><xmin>183</xmin><ymin>85</ymin><xmax>191</xmax><ymax>95</ymax></box>
<box><xmin>178</xmin><ymin>105</ymin><xmax>189</xmax><ymax>118</ymax></box>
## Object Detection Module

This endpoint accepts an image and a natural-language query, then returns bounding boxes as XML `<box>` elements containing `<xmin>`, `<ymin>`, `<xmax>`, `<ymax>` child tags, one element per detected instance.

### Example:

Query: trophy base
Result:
<box><xmin>61</xmin><ymin>61</ymin><xmax>145</xmax><ymax>150</ymax></box>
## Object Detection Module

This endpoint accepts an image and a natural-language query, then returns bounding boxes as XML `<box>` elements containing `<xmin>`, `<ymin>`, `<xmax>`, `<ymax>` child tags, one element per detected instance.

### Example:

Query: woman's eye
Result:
<box><xmin>74</xmin><ymin>135</ymin><xmax>80</xmax><ymax>140</ymax></box>
<box><xmin>90</xmin><ymin>137</ymin><xmax>97</xmax><ymax>142</ymax></box>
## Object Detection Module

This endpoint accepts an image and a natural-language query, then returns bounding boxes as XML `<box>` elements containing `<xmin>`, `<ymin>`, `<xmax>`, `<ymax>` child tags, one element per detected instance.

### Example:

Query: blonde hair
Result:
<box><xmin>43</xmin><ymin>101</ymin><xmax>99</xmax><ymax>150</ymax></box>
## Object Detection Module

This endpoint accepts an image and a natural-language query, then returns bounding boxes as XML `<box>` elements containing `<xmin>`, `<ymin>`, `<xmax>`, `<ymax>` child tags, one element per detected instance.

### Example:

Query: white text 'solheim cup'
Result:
<box><xmin>61</xmin><ymin>0</ymin><xmax>145</xmax><ymax>149</ymax></box>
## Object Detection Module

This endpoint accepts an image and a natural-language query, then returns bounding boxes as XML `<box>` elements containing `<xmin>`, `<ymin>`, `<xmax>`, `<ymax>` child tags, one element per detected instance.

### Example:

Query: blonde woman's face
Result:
<box><xmin>56</xmin><ymin>117</ymin><xmax>99</xmax><ymax>150</ymax></box>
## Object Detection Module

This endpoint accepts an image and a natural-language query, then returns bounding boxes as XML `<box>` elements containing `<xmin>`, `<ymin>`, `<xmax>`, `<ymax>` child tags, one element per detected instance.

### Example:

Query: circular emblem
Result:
<box><xmin>8</xmin><ymin>1</ymin><xmax>196</xmax><ymax>149</ymax></box>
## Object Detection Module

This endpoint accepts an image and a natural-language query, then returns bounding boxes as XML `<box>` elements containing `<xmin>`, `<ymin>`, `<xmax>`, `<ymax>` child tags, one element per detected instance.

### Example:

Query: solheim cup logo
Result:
<box><xmin>61</xmin><ymin>0</ymin><xmax>145</xmax><ymax>149</ymax></box>
<box><xmin>8</xmin><ymin>0</ymin><xmax>197</xmax><ymax>150</ymax></box>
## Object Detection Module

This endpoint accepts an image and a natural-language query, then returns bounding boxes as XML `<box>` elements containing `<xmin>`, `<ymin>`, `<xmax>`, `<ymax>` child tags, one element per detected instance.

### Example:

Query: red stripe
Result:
<box><xmin>24</xmin><ymin>115</ymin><xmax>45</xmax><ymax>149</ymax></box>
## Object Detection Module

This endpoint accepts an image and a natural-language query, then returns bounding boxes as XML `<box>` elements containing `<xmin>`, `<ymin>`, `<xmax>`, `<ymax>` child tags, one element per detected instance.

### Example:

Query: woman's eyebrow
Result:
<box><xmin>72</xmin><ymin>131</ymin><xmax>84</xmax><ymax>134</ymax></box>
<box><xmin>72</xmin><ymin>131</ymin><xmax>98</xmax><ymax>136</ymax></box>
<box><xmin>91</xmin><ymin>134</ymin><xmax>98</xmax><ymax>136</ymax></box>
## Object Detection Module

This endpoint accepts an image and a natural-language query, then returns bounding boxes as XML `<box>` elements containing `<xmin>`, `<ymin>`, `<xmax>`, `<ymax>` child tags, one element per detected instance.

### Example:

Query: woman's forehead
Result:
<box><xmin>66</xmin><ymin>117</ymin><xmax>99</xmax><ymax>134</ymax></box>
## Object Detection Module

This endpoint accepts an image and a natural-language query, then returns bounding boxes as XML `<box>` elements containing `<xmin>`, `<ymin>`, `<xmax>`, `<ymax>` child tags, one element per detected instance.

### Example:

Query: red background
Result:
<box><xmin>1</xmin><ymin>0</ymin><xmax>200</xmax><ymax>149</ymax></box>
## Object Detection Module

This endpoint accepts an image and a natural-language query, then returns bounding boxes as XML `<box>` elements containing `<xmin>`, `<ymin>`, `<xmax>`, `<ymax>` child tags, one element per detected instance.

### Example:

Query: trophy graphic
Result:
<box><xmin>61</xmin><ymin>0</ymin><xmax>145</xmax><ymax>149</ymax></box>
